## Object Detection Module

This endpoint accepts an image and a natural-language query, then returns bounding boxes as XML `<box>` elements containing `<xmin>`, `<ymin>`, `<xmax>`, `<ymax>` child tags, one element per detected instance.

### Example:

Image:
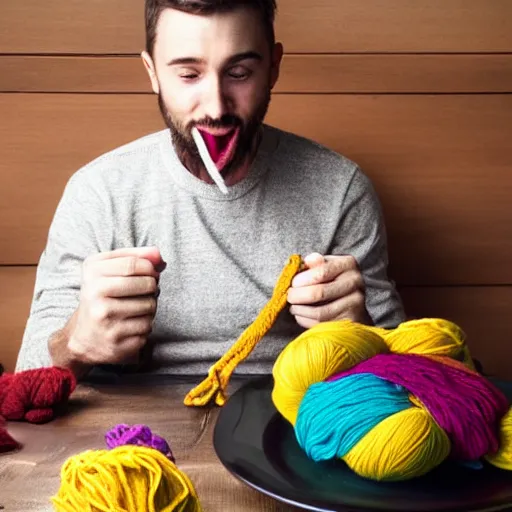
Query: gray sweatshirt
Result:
<box><xmin>16</xmin><ymin>125</ymin><xmax>405</xmax><ymax>375</ymax></box>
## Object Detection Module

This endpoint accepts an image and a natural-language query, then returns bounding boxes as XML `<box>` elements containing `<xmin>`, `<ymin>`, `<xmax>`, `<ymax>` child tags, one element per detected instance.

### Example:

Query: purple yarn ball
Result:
<box><xmin>105</xmin><ymin>424</ymin><xmax>175</xmax><ymax>463</ymax></box>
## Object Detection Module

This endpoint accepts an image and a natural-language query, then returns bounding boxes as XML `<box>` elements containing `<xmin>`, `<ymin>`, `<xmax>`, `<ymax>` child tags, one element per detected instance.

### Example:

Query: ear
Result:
<box><xmin>269</xmin><ymin>42</ymin><xmax>284</xmax><ymax>90</ymax></box>
<box><xmin>141</xmin><ymin>51</ymin><xmax>160</xmax><ymax>95</ymax></box>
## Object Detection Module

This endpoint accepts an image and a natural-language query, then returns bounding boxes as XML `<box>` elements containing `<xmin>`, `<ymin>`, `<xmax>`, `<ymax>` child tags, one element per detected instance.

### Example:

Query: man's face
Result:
<box><xmin>142</xmin><ymin>7</ymin><xmax>283</xmax><ymax>175</ymax></box>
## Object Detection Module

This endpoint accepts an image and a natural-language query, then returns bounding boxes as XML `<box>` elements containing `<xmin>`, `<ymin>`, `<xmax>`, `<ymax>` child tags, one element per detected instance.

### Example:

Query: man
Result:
<box><xmin>16</xmin><ymin>0</ymin><xmax>405</xmax><ymax>379</ymax></box>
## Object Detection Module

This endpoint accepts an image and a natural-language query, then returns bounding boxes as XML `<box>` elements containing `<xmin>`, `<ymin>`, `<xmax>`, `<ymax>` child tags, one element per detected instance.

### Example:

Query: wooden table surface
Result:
<box><xmin>0</xmin><ymin>373</ymin><xmax>300</xmax><ymax>512</ymax></box>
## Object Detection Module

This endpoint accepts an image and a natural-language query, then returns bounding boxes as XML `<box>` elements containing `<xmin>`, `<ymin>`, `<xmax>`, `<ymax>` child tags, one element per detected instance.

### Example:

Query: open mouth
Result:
<box><xmin>196</xmin><ymin>126</ymin><xmax>240</xmax><ymax>171</ymax></box>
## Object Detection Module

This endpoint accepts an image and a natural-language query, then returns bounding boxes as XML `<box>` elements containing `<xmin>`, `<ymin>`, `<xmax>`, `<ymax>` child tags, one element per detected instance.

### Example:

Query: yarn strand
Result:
<box><xmin>184</xmin><ymin>254</ymin><xmax>304</xmax><ymax>407</ymax></box>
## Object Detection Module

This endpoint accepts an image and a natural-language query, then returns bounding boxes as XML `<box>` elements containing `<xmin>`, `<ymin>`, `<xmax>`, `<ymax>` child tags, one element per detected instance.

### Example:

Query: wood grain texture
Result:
<box><xmin>0</xmin><ymin>266</ymin><xmax>35</xmax><ymax>373</ymax></box>
<box><xmin>1</xmin><ymin>266</ymin><xmax>511</xmax><ymax>378</ymax></box>
<box><xmin>1</xmin><ymin>0</ymin><xmax>511</xmax><ymax>54</ymax></box>
<box><xmin>0</xmin><ymin>378</ymin><xmax>300</xmax><ymax>511</ymax></box>
<box><xmin>277</xmin><ymin>0</ymin><xmax>512</xmax><ymax>53</ymax></box>
<box><xmin>2</xmin><ymin>54</ymin><xmax>512</xmax><ymax>93</ymax></box>
<box><xmin>0</xmin><ymin>93</ymin><xmax>511</xmax><ymax>285</ymax></box>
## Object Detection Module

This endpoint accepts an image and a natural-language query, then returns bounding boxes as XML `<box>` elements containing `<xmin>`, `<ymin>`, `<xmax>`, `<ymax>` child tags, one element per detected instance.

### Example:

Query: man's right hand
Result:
<box><xmin>53</xmin><ymin>247</ymin><xmax>166</xmax><ymax>369</ymax></box>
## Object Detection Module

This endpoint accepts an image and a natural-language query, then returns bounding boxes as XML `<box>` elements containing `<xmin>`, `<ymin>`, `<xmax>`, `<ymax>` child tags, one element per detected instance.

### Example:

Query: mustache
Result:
<box><xmin>189</xmin><ymin>115</ymin><xmax>242</xmax><ymax>130</ymax></box>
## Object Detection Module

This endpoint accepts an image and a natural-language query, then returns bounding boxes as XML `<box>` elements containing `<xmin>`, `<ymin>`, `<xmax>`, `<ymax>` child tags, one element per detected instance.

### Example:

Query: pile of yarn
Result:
<box><xmin>272</xmin><ymin>318</ymin><xmax>512</xmax><ymax>481</ymax></box>
<box><xmin>52</xmin><ymin>423</ymin><xmax>202</xmax><ymax>512</ymax></box>
<box><xmin>0</xmin><ymin>365</ymin><xmax>76</xmax><ymax>452</ymax></box>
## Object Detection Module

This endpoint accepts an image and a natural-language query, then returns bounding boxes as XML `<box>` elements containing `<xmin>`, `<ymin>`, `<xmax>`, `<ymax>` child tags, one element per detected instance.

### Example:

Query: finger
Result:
<box><xmin>112</xmin><ymin>296</ymin><xmax>158</xmax><ymax>319</ymax></box>
<box><xmin>88</xmin><ymin>296</ymin><xmax>157</xmax><ymax>327</ymax></box>
<box><xmin>115</xmin><ymin>315</ymin><xmax>154</xmax><ymax>339</ymax></box>
<box><xmin>292</xmin><ymin>255</ymin><xmax>356</xmax><ymax>288</ymax></box>
<box><xmin>89</xmin><ymin>247</ymin><xmax>165</xmax><ymax>267</ymax></box>
<box><xmin>288</xmin><ymin>272</ymin><xmax>362</xmax><ymax>305</ymax></box>
<box><xmin>289</xmin><ymin>291</ymin><xmax>364</xmax><ymax>322</ymax></box>
<box><xmin>97</xmin><ymin>275</ymin><xmax>158</xmax><ymax>298</ymax></box>
<box><xmin>304</xmin><ymin>252</ymin><xmax>325</xmax><ymax>269</ymax></box>
<box><xmin>106</xmin><ymin>336</ymin><xmax>148</xmax><ymax>364</ymax></box>
<box><xmin>294</xmin><ymin>315</ymin><xmax>320</xmax><ymax>330</ymax></box>
<box><xmin>93</xmin><ymin>256</ymin><xmax>161</xmax><ymax>278</ymax></box>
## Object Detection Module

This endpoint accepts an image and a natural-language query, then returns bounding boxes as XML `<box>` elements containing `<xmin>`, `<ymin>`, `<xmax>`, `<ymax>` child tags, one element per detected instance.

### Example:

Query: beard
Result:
<box><xmin>157</xmin><ymin>89</ymin><xmax>271</xmax><ymax>180</ymax></box>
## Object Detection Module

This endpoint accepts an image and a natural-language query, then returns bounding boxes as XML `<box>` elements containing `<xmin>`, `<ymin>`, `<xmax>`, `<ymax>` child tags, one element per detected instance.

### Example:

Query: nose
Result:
<box><xmin>203</xmin><ymin>75</ymin><xmax>229</xmax><ymax>119</ymax></box>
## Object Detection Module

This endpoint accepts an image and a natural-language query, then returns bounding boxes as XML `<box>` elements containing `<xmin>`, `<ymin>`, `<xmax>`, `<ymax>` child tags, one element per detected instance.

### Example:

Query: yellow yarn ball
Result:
<box><xmin>343</xmin><ymin>403</ymin><xmax>451</xmax><ymax>481</ymax></box>
<box><xmin>486</xmin><ymin>407</ymin><xmax>512</xmax><ymax>470</ymax></box>
<box><xmin>383</xmin><ymin>318</ymin><xmax>475</xmax><ymax>369</ymax></box>
<box><xmin>52</xmin><ymin>445</ymin><xmax>202</xmax><ymax>512</ymax></box>
<box><xmin>272</xmin><ymin>320</ymin><xmax>388</xmax><ymax>425</ymax></box>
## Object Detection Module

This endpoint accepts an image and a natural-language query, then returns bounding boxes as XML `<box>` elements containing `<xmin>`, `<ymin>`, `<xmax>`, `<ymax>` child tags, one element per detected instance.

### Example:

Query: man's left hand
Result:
<box><xmin>287</xmin><ymin>253</ymin><xmax>371</xmax><ymax>329</ymax></box>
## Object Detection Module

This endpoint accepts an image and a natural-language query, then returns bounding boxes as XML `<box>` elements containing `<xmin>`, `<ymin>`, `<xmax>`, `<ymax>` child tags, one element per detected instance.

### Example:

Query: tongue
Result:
<box><xmin>199</xmin><ymin>128</ymin><xmax>239</xmax><ymax>171</ymax></box>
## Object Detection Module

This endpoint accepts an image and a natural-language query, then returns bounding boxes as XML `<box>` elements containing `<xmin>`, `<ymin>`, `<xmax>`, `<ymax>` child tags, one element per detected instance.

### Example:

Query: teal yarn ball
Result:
<box><xmin>295</xmin><ymin>373</ymin><xmax>411</xmax><ymax>461</ymax></box>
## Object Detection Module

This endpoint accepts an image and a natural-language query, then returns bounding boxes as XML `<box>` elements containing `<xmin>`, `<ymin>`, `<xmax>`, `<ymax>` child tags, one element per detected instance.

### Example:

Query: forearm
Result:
<box><xmin>48</xmin><ymin>312</ymin><xmax>91</xmax><ymax>380</ymax></box>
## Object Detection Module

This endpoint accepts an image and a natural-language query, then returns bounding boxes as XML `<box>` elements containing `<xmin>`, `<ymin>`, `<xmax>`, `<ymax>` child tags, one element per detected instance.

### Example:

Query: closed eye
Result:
<box><xmin>178</xmin><ymin>70</ymin><xmax>201</xmax><ymax>82</ymax></box>
<box><xmin>227</xmin><ymin>67</ymin><xmax>252</xmax><ymax>80</ymax></box>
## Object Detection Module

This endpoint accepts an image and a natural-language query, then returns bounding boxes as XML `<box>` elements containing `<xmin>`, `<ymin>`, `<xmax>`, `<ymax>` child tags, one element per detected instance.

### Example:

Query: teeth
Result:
<box><xmin>191</xmin><ymin>127</ymin><xmax>229</xmax><ymax>195</ymax></box>
<box><xmin>199</xmin><ymin>128</ymin><xmax>232</xmax><ymax>136</ymax></box>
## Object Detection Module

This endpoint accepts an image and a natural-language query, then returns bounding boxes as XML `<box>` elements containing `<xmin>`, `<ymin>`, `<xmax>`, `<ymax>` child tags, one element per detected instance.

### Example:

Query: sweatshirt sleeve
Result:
<box><xmin>330</xmin><ymin>166</ymin><xmax>406</xmax><ymax>328</ymax></box>
<box><xmin>15</xmin><ymin>169</ymin><xmax>111</xmax><ymax>371</ymax></box>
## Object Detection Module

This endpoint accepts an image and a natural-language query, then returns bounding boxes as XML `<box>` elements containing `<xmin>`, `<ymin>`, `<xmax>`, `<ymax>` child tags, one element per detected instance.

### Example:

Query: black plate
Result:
<box><xmin>213</xmin><ymin>375</ymin><xmax>512</xmax><ymax>511</ymax></box>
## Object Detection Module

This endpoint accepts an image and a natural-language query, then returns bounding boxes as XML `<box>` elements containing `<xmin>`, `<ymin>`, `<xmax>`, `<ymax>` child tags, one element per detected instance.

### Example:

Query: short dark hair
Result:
<box><xmin>145</xmin><ymin>0</ymin><xmax>277</xmax><ymax>56</ymax></box>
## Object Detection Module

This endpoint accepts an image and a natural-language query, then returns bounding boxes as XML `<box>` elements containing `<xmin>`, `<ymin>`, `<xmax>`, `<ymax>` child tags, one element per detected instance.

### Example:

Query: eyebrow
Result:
<box><xmin>167</xmin><ymin>51</ymin><xmax>263</xmax><ymax>67</ymax></box>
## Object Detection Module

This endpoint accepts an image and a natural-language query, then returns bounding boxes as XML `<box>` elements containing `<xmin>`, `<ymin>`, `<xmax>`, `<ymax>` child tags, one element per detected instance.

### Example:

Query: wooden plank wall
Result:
<box><xmin>1</xmin><ymin>1</ymin><xmax>511</xmax><ymax>375</ymax></box>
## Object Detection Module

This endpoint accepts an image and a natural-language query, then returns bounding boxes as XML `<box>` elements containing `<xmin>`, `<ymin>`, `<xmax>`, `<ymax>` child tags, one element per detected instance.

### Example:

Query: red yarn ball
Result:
<box><xmin>0</xmin><ymin>367</ymin><xmax>76</xmax><ymax>423</ymax></box>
